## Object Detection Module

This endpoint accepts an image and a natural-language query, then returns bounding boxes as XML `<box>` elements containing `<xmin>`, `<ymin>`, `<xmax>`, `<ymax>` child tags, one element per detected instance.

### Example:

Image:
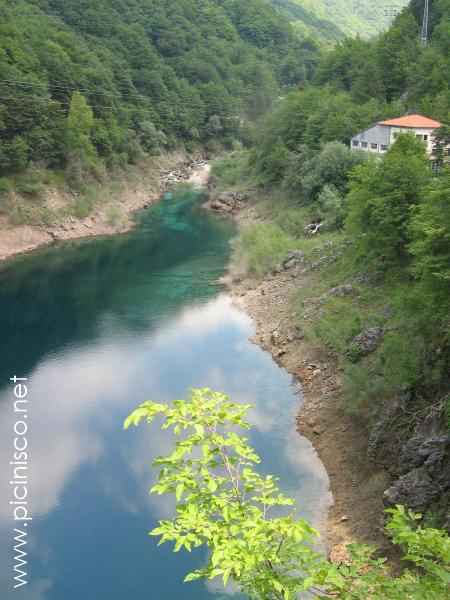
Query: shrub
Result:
<box><xmin>273</xmin><ymin>206</ymin><xmax>309</xmax><ymax>238</ymax></box>
<box><xmin>343</xmin><ymin>363</ymin><xmax>391</xmax><ymax>415</ymax></box>
<box><xmin>346</xmin><ymin>134</ymin><xmax>432</xmax><ymax>268</ymax></box>
<box><xmin>15</xmin><ymin>179</ymin><xmax>45</xmax><ymax>197</ymax></box>
<box><xmin>311</xmin><ymin>297</ymin><xmax>363</xmax><ymax>355</ymax></box>
<box><xmin>9</xmin><ymin>203</ymin><xmax>56</xmax><ymax>226</ymax></box>
<box><xmin>211</xmin><ymin>152</ymin><xmax>251</xmax><ymax>189</ymax></box>
<box><xmin>301</xmin><ymin>141</ymin><xmax>365</xmax><ymax>204</ymax></box>
<box><xmin>234</xmin><ymin>223</ymin><xmax>298</xmax><ymax>277</ymax></box>
<box><xmin>0</xmin><ymin>177</ymin><xmax>12</xmax><ymax>194</ymax></box>
<box><xmin>317</xmin><ymin>184</ymin><xmax>346</xmax><ymax>230</ymax></box>
<box><xmin>71</xmin><ymin>186</ymin><xmax>98</xmax><ymax>218</ymax></box>
<box><xmin>124</xmin><ymin>389</ymin><xmax>450</xmax><ymax>599</ymax></box>
<box><xmin>105</xmin><ymin>205</ymin><xmax>123</xmax><ymax>227</ymax></box>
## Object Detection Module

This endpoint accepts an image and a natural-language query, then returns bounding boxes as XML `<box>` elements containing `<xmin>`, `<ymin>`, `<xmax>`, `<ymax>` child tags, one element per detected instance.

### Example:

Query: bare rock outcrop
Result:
<box><xmin>369</xmin><ymin>395</ymin><xmax>450</xmax><ymax>529</ymax></box>
<box><xmin>207</xmin><ymin>190</ymin><xmax>247</xmax><ymax>215</ymax></box>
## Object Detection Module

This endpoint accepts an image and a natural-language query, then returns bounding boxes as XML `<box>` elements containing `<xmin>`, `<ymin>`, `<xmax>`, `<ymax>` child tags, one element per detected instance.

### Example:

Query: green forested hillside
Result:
<box><xmin>222</xmin><ymin>0</ymin><xmax>450</xmax><ymax>530</ymax></box>
<box><xmin>0</xmin><ymin>0</ymin><xmax>318</xmax><ymax>182</ymax></box>
<box><xmin>272</xmin><ymin>0</ymin><xmax>410</xmax><ymax>37</ymax></box>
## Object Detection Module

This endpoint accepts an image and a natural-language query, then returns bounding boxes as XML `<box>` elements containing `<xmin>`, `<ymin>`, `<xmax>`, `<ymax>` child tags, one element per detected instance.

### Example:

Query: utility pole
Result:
<box><xmin>421</xmin><ymin>0</ymin><xmax>430</xmax><ymax>46</ymax></box>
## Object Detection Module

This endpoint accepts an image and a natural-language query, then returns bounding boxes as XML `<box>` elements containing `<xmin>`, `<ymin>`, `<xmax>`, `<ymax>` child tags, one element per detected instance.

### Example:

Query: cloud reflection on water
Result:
<box><xmin>0</xmin><ymin>294</ymin><xmax>330</xmax><ymax>598</ymax></box>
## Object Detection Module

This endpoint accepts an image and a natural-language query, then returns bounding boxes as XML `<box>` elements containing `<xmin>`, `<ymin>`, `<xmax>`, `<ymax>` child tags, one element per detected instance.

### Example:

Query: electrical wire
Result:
<box><xmin>0</xmin><ymin>78</ymin><xmax>153</xmax><ymax>102</ymax></box>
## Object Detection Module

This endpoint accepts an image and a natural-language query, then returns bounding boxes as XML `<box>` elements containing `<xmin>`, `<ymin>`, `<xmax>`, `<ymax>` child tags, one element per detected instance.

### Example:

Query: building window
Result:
<box><xmin>371</xmin><ymin>143</ymin><xmax>378</xmax><ymax>150</ymax></box>
<box><xmin>393</xmin><ymin>132</ymin><xmax>400</xmax><ymax>139</ymax></box>
<box><xmin>361</xmin><ymin>142</ymin><xmax>368</xmax><ymax>148</ymax></box>
<box><xmin>380</xmin><ymin>144</ymin><xmax>388</xmax><ymax>152</ymax></box>
<box><xmin>352</xmin><ymin>140</ymin><xmax>359</xmax><ymax>147</ymax></box>
<box><xmin>424</xmin><ymin>134</ymin><xmax>429</xmax><ymax>141</ymax></box>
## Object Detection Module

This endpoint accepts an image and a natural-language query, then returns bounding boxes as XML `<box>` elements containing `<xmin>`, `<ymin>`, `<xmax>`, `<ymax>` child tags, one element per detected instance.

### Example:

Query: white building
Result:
<box><xmin>350</xmin><ymin>114</ymin><xmax>442</xmax><ymax>156</ymax></box>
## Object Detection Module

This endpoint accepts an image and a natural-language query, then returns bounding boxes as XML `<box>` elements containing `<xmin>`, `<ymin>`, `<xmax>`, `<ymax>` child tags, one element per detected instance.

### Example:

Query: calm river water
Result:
<box><xmin>0</xmin><ymin>189</ymin><xmax>330</xmax><ymax>600</ymax></box>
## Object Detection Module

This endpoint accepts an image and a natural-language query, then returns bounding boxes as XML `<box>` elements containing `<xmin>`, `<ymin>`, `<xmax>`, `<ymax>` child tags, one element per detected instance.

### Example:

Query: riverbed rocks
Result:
<box><xmin>160</xmin><ymin>159</ymin><xmax>208</xmax><ymax>190</ymax></box>
<box><xmin>207</xmin><ymin>190</ymin><xmax>247</xmax><ymax>215</ymax></box>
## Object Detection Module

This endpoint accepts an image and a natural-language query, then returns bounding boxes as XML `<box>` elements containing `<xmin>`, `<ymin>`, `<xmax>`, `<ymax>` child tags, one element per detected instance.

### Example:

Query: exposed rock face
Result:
<box><xmin>370</xmin><ymin>396</ymin><xmax>450</xmax><ymax>529</ymax></box>
<box><xmin>384</xmin><ymin>433</ymin><xmax>450</xmax><ymax>514</ymax></box>
<box><xmin>383</xmin><ymin>467</ymin><xmax>438</xmax><ymax>510</ymax></box>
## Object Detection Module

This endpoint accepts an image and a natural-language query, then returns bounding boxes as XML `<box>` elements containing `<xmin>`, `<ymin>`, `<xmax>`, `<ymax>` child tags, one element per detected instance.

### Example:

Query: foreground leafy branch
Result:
<box><xmin>125</xmin><ymin>388</ymin><xmax>450</xmax><ymax>599</ymax></box>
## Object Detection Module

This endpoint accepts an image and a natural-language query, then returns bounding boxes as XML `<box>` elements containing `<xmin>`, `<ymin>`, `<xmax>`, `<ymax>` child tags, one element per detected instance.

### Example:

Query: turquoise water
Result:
<box><xmin>0</xmin><ymin>190</ymin><xmax>330</xmax><ymax>600</ymax></box>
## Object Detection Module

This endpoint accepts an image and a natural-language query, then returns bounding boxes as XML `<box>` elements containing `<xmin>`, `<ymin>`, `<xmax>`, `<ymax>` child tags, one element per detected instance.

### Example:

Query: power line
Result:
<box><xmin>421</xmin><ymin>0</ymin><xmax>429</xmax><ymax>46</ymax></box>
<box><xmin>0</xmin><ymin>78</ymin><xmax>202</xmax><ymax>119</ymax></box>
<box><xmin>0</xmin><ymin>93</ymin><xmax>163</xmax><ymax>120</ymax></box>
<box><xmin>0</xmin><ymin>78</ymin><xmax>152</xmax><ymax>103</ymax></box>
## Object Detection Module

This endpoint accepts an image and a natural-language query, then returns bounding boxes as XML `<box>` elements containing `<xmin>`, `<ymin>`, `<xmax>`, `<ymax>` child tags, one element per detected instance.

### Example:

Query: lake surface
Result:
<box><xmin>0</xmin><ymin>189</ymin><xmax>331</xmax><ymax>600</ymax></box>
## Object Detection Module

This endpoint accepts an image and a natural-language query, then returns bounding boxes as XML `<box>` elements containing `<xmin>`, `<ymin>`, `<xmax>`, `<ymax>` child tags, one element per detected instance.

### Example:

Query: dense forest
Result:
<box><xmin>217</xmin><ymin>0</ymin><xmax>450</xmax><ymax>530</ymax></box>
<box><xmin>252</xmin><ymin>0</ymin><xmax>450</xmax><ymax>184</ymax></box>
<box><xmin>256</xmin><ymin>0</ymin><xmax>450</xmax><ymax>167</ymax></box>
<box><xmin>0</xmin><ymin>0</ymin><xmax>319</xmax><ymax>184</ymax></box>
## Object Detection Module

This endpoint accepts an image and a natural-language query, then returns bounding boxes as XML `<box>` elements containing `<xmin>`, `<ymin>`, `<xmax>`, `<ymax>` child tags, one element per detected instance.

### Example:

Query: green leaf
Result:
<box><xmin>176</xmin><ymin>484</ymin><xmax>184</xmax><ymax>501</ymax></box>
<box><xmin>208</xmin><ymin>479</ymin><xmax>218</xmax><ymax>493</ymax></box>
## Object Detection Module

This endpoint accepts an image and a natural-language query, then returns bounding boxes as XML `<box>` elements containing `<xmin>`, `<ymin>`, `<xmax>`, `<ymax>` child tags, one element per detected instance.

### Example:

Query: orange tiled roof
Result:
<box><xmin>379</xmin><ymin>114</ymin><xmax>442</xmax><ymax>129</ymax></box>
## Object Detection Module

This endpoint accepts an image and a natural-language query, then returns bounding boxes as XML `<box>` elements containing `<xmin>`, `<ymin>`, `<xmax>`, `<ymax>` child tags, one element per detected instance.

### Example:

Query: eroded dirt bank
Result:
<box><xmin>0</xmin><ymin>153</ymin><xmax>209</xmax><ymax>263</ymax></box>
<box><xmin>221</xmin><ymin>203</ymin><xmax>392</xmax><ymax>558</ymax></box>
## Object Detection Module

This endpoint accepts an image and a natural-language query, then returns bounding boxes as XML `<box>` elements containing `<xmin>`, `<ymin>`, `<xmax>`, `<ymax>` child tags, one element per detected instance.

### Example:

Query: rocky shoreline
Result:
<box><xmin>0</xmin><ymin>154</ymin><xmax>209</xmax><ymax>264</ymax></box>
<box><xmin>208</xmin><ymin>178</ymin><xmax>449</xmax><ymax>556</ymax></box>
<box><xmin>208</xmin><ymin>192</ymin><xmax>393</xmax><ymax>558</ymax></box>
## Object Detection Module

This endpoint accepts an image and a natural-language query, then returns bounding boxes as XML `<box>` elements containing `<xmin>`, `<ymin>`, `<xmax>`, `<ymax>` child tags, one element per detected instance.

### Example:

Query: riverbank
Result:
<box><xmin>222</xmin><ymin>201</ymin><xmax>392</xmax><ymax>559</ymax></box>
<box><xmin>0</xmin><ymin>153</ymin><xmax>209</xmax><ymax>263</ymax></box>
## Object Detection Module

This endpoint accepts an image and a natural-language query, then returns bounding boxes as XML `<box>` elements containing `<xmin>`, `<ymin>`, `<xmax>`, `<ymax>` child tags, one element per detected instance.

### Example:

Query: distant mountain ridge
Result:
<box><xmin>270</xmin><ymin>0</ymin><xmax>411</xmax><ymax>37</ymax></box>
<box><xmin>270</xmin><ymin>0</ymin><xmax>344</xmax><ymax>41</ymax></box>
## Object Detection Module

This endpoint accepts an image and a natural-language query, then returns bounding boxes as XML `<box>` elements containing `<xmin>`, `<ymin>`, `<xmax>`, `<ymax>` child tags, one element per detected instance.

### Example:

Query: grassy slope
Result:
<box><xmin>269</xmin><ymin>0</ymin><xmax>344</xmax><ymax>41</ymax></box>
<box><xmin>272</xmin><ymin>0</ymin><xmax>411</xmax><ymax>37</ymax></box>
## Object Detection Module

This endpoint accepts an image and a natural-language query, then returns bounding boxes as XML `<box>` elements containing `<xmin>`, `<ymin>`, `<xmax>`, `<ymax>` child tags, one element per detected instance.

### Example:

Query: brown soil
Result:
<box><xmin>225</xmin><ymin>203</ymin><xmax>392</xmax><ymax>559</ymax></box>
<box><xmin>0</xmin><ymin>152</ymin><xmax>209</xmax><ymax>263</ymax></box>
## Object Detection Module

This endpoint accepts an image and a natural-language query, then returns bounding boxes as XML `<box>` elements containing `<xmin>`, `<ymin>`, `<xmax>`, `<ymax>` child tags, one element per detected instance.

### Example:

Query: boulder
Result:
<box><xmin>217</xmin><ymin>192</ymin><xmax>237</xmax><ymax>207</ymax></box>
<box><xmin>282</xmin><ymin>250</ymin><xmax>305</xmax><ymax>270</ymax></box>
<box><xmin>286</xmin><ymin>326</ymin><xmax>304</xmax><ymax>342</ymax></box>
<box><xmin>349</xmin><ymin>327</ymin><xmax>384</xmax><ymax>358</ymax></box>
<box><xmin>210</xmin><ymin>199</ymin><xmax>233</xmax><ymax>212</ymax></box>
<box><xmin>328</xmin><ymin>284</ymin><xmax>354</xmax><ymax>297</ymax></box>
<box><xmin>271</xmin><ymin>330</ymin><xmax>281</xmax><ymax>346</ymax></box>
